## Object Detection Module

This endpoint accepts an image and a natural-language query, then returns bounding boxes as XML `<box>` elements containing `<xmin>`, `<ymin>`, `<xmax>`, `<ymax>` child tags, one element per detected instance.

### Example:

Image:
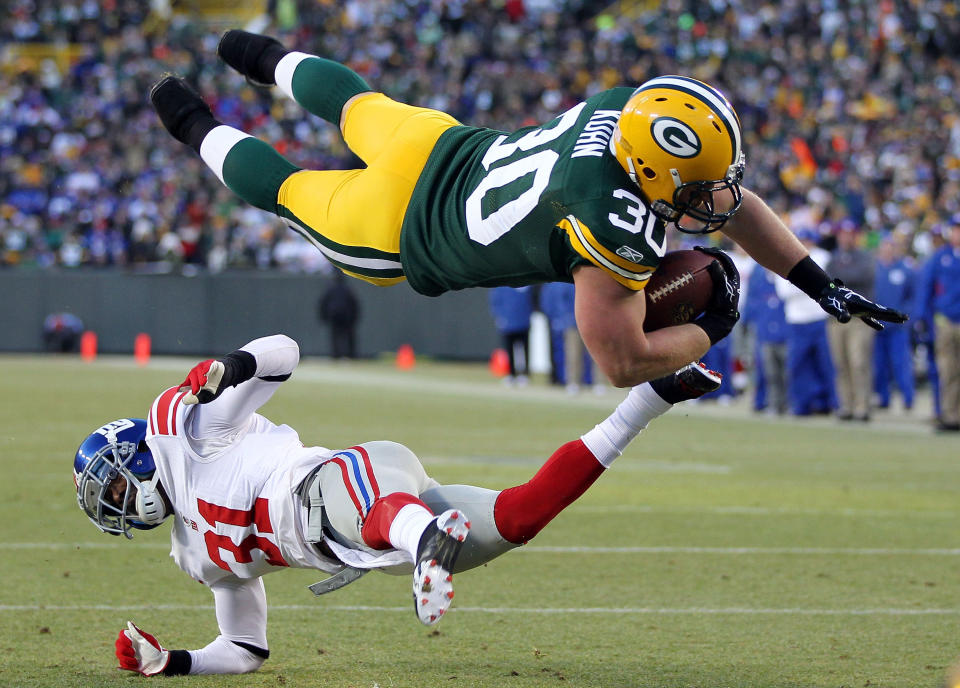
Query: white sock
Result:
<box><xmin>274</xmin><ymin>51</ymin><xmax>311</xmax><ymax>101</ymax></box>
<box><xmin>199</xmin><ymin>125</ymin><xmax>253</xmax><ymax>185</ymax></box>
<box><xmin>387</xmin><ymin>504</ymin><xmax>436</xmax><ymax>561</ymax></box>
<box><xmin>580</xmin><ymin>382</ymin><xmax>672</xmax><ymax>468</ymax></box>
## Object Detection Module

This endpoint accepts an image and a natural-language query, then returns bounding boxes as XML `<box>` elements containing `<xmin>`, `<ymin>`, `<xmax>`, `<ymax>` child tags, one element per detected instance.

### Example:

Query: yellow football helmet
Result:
<box><xmin>613</xmin><ymin>75</ymin><xmax>746</xmax><ymax>234</ymax></box>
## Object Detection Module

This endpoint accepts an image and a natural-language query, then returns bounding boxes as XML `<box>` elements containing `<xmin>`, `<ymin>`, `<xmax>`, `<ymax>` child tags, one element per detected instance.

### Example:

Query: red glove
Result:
<box><xmin>115</xmin><ymin>622</ymin><xmax>170</xmax><ymax>676</ymax></box>
<box><xmin>177</xmin><ymin>359</ymin><xmax>226</xmax><ymax>405</ymax></box>
<box><xmin>178</xmin><ymin>350</ymin><xmax>256</xmax><ymax>405</ymax></box>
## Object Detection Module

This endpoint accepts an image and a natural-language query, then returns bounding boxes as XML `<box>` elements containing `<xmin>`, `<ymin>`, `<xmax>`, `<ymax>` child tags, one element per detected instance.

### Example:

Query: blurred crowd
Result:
<box><xmin>3</xmin><ymin>0</ymin><xmax>960</xmax><ymax>272</ymax></box>
<box><xmin>716</xmin><ymin>221</ymin><xmax>960</xmax><ymax>433</ymax></box>
<box><xmin>3</xmin><ymin>0</ymin><xmax>960</xmax><ymax>424</ymax></box>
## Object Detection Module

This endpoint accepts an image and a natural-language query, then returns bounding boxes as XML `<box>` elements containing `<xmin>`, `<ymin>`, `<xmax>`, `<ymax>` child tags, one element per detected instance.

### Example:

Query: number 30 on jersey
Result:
<box><xmin>465</xmin><ymin>103</ymin><xmax>584</xmax><ymax>246</ymax></box>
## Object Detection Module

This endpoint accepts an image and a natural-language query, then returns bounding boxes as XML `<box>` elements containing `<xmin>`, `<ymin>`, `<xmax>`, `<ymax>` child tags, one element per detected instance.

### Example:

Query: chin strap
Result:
<box><xmin>135</xmin><ymin>475</ymin><xmax>169</xmax><ymax>526</ymax></box>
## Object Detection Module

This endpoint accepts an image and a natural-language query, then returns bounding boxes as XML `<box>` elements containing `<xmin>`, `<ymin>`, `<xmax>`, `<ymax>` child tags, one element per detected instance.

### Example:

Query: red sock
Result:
<box><xmin>493</xmin><ymin>439</ymin><xmax>605</xmax><ymax>544</ymax></box>
<box><xmin>361</xmin><ymin>492</ymin><xmax>428</xmax><ymax>549</ymax></box>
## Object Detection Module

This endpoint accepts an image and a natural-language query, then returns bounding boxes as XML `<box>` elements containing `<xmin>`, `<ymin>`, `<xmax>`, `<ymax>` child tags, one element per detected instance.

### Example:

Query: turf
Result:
<box><xmin>1</xmin><ymin>353</ymin><xmax>958</xmax><ymax>687</ymax></box>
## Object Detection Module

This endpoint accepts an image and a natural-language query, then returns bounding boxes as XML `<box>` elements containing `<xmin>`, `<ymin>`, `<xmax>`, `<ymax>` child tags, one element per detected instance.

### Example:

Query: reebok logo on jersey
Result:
<box><xmin>650</xmin><ymin>117</ymin><xmax>701</xmax><ymax>158</ymax></box>
<box><xmin>616</xmin><ymin>245</ymin><xmax>645</xmax><ymax>263</ymax></box>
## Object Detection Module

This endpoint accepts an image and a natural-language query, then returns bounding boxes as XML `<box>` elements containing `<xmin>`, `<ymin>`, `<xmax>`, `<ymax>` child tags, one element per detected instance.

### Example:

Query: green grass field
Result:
<box><xmin>1</xmin><ymin>353</ymin><xmax>958</xmax><ymax>688</ymax></box>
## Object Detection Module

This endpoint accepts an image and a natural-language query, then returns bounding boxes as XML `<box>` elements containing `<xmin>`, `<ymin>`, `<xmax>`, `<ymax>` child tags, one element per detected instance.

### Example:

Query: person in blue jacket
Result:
<box><xmin>872</xmin><ymin>234</ymin><xmax>915</xmax><ymax>411</ymax></box>
<box><xmin>915</xmin><ymin>218</ymin><xmax>960</xmax><ymax>431</ymax></box>
<box><xmin>540</xmin><ymin>281</ymin><xmax>603</xmax><ymax>392</ymax></box>
<box><xmin>488</xmin><ymin>286</ymin><xmax>534</xmax><ymax>385</ymax></box>
<box><xmin>540</xmin><ymin>281</ymin><xmax>575</xmax><ymax>387</ymax></box>
<box><xmin>743</xmin><ymin>266</ymin><xmax>788</xmax><ymax>415</ymax></box>
<box><xmin>775</xmin><ymin>228</ymin><xmax>837</xmax><ymax>416</ymax></box>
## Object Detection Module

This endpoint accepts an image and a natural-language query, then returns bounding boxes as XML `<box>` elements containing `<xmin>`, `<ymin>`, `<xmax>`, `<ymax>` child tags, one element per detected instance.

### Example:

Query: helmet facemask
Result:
<box><xmin>649</xmin><ymin>154</ymin><xmax>745</xmax><ymax>234</ymax></box>
<box><xmin>75</xmin><ymin>431</ymin><xmax>167</xmax><ymax>538</ymax></box>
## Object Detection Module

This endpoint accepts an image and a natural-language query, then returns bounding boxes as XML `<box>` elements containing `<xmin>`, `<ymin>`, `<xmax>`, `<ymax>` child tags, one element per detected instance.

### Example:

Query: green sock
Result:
<box><xmin>276</xmin><ymin>53</ymin><xmax>372</xmax><ymax>125</ymax></box>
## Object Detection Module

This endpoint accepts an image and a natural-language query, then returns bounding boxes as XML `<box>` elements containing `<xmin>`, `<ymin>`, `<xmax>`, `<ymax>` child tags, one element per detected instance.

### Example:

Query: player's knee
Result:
<box><xmin>493</xmin><ymin>488</ymin><xmax>551</xmax><ymax>544</ymax></box>
<box><xmin>419</xmin><ymin>485</ymin><xmax>517</xmax><ymax>571</ymax></box>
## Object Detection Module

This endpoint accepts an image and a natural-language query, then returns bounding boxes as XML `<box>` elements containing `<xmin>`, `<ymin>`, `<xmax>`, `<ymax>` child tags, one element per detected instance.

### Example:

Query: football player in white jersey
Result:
<box><xmin>74</xmin><ymin>334</ymin><xmax>722</xmax><ymax>677</ymax></box>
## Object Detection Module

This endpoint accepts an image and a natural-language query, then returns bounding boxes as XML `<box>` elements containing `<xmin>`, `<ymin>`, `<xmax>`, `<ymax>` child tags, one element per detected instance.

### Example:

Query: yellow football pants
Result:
<box><xmin>277</xmin><ymin>93</ymin><xmax>459</xmax><ymax>284</ymax></box>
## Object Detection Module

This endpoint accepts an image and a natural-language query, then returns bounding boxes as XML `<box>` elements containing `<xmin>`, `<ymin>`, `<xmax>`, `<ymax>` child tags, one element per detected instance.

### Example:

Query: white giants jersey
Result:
<box><xmin>145</xmin><ymin>384</ymin><xmax>340</xmax><ymax>587</ymax></box>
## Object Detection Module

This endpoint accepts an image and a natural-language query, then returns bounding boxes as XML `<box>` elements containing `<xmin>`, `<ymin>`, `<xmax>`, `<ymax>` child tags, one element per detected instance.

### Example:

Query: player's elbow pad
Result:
<box><xmin>189</xmin><ymin>636</ymin><xmax>268</xmax><ymax>675</ymax></box>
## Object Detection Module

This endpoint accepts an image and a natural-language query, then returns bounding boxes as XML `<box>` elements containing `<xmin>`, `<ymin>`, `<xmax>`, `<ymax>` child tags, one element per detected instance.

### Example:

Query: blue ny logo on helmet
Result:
<box><xmin>73</xmin><ymin>418</ymin><xmax>168</xmax><ymax>538</ymax></box>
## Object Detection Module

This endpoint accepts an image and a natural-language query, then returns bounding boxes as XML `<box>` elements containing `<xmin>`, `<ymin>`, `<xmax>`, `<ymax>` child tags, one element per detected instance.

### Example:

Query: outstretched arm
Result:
<box><xmin>720</xmin><ymin>188</ymin><xmax>808</xmax><ymax>276</ymax></box>
<box><xmin>116</xmin><ymin>577</ymin><xmax>269</xmax><ymax>676</ymax></box>
<box><xmin>723</xmin><ymin>189</ymin><xmax>907</xmax><ymax>329</ymax></box>
<box><xmin>180</xmin><ymin>334</ymin><xmax>300</xmax><ymax>441</ymax></box>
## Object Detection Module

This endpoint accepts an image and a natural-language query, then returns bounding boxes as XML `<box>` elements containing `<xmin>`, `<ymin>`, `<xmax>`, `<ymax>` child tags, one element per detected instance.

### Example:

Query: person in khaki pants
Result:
<box><xmin>917</xmin><ymin>219</ymin><xmax>960</xmax><ymax>432</ymax></box>
<box><xmin>826</xmin><ymin>221</ymin><xmax>876</xmax><ymax>421</ymax></box>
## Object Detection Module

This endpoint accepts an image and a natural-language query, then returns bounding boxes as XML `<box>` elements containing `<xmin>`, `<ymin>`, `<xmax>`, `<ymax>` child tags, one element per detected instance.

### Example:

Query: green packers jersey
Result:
<box><xmin>399</xmin><ymin>87</ymin><xmax>668</xmax><ymax>296</ymax></box>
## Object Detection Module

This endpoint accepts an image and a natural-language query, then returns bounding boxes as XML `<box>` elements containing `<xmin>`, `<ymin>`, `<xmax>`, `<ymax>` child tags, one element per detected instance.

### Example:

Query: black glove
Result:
<box><xmin>692</xmin><ymin>246</ymin><xmax>740</xmax><ymax>345</ymax></box>
<box><xmin>816</xmin><ymin>279</ymin><xmax>908</xmax><ymax>331</ymax></box>
<box><xmin>177</xmin><ymin>350</ymin><xmax>256</xmax><ymax>404</ymax></box>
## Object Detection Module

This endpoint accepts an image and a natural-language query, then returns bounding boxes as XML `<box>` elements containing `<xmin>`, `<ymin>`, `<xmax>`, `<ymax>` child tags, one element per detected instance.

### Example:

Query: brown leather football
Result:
<box><xmin>643</xmin><ymin>249</ymin><xmax>716</xmax><ymax>332</ymax></box>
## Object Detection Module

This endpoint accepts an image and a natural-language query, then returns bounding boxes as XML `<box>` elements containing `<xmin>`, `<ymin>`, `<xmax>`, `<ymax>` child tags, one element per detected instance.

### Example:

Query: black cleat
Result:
<box><xmin>217</xmin><ymin>29</ymin><xmax>286</xmax><ymax>87</ymax></box>
<box><xmin>649</xmin><ymin>362</ymin><xmax>723</xmax><ymax>404</ymax></box>
<box><xmin>412</xmin><ymin>509</ymin><xmax>470</xmax><ymax>625</ymax></box>
<box><xmin>149</xmin><ymin>75</ymin><xmax>213</xmax><ymax>144</ymax></box>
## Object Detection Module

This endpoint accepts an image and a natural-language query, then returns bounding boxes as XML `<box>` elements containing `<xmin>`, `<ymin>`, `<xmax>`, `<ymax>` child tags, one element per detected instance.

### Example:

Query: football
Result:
<box><xmin>642</xmin><ymin>249</ymin><xmax>717</xmax><ymax>332</ymax></box>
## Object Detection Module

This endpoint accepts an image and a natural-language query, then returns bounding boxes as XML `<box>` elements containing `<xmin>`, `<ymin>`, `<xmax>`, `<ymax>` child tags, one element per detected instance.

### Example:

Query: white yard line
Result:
<box><xmin>0</xmin><ymin>603</ymin><xmax>956</xmax><ymax>616</ymax></box>
<box><xmin>9</xmin><ymin>543</ymin><xmax>960</xmax><ymax>555</ymax></box>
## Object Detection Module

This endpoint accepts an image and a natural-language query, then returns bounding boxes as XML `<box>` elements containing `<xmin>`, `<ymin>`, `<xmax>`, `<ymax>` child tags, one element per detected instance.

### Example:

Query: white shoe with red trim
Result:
<box><xmin>412</xmin><ymin>509</ymin><xmax>471</xmax><ymax>625</ymax></box>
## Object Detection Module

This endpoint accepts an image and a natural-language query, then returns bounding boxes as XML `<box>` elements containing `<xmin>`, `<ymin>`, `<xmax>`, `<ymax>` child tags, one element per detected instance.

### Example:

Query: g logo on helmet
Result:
<box><xmin>650</xmin><ymin>117</ymin><xmax>701</xmax><ymax>159</ymax></box>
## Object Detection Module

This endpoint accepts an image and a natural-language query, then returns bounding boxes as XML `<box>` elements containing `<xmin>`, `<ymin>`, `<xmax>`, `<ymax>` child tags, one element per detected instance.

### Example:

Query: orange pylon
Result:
<box><xmin>489</xmin><ymin>348</ymin><xmax>510</xmax><ymax>377</ymax></box>
<box><xmin>80</xmin><ymin>331</ymin><xmax>97</xmax><ymax>362</ymax></box>
<box><xmin>395</xmin><ymin>343</ymin><xmax>416</xmax><ymax>369</ymax></box>
<box><xmin>134</xmin><ymin>333</ymin><xmax>151</xmax><ymax>367</ymax></box>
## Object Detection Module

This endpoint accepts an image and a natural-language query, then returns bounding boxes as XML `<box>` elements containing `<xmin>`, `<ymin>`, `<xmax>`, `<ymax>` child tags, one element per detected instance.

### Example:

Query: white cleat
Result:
<box><xmin>412</xmin><ymin>509</ymin><xmax>470</xmax><ymax>625</ymax></box>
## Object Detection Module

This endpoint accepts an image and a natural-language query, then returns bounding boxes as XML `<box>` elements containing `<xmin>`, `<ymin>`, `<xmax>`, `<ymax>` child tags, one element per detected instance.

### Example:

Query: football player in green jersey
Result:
<box><xmin>150</xmin><ymin>30</ymin><xmax>907</xmax><ymax>387</ymax></box>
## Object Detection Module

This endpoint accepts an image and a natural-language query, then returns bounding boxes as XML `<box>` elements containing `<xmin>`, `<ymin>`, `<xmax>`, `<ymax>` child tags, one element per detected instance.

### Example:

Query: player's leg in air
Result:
<box><xmin>420</xmin><ymin>362</ymin><xmax>723</xmax><ymax>572</ymax></box>
<box><xmin>150</xmin><ymin>30</ymin><xmax>459</xmax><ymax>285</ymax></box>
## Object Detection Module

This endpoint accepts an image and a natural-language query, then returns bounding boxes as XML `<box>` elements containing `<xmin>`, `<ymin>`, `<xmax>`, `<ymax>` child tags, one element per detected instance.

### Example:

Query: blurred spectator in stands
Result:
<box><xmin>912</xmin><ymin>229</ymin><xmax>942</xmax><ymax>424</ymax></box>
<box><xmin>488</xmin><ymin>286</ymin><xmax>532</xmax><ymax>386</ymax></box>
<box><xmin>916</xmin><ymin>216</ymin><xmax>960</xmax><ymax>432</ymax></box>
<box><xmin>2</xmin><ymin>0</ymin><xmax>960</xmax><ymax>281</ymax></box>
<box><xmin>317</xmin><ymin>271</ymin><xmax>361</xmax><ymax>359</ymax></box>
<box><xmin>539</xmin><ymin>281</ymin><xmax>573</xmax><ymax>388</ymax></box>
<box><xmin>776</xmin><ymin>228</ymin><xmax>836</xmax><ymax>417</ymax></box>
<box><xmin>42</xmin><ymin>311</ymin><xmax>83</xmax><ymax>352</ymax></box>
<box><xmin>743</xmin><ymin>266</ymin><xmax>788</xmax><ymax>416</ymax></box>
<box><xmin>539</xmin><ymin>280</ymin><xmax>603</xmax><ymax>394</ymax></box>
<box><xmin>826</xmin><ymin>220</ymin><xmax>875</xmax><ymax>421</ymax></box>
<box><xmin>872</xmin><ymin>233</ymin><xmax>915</xmax><ymax>412</ymax></box>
